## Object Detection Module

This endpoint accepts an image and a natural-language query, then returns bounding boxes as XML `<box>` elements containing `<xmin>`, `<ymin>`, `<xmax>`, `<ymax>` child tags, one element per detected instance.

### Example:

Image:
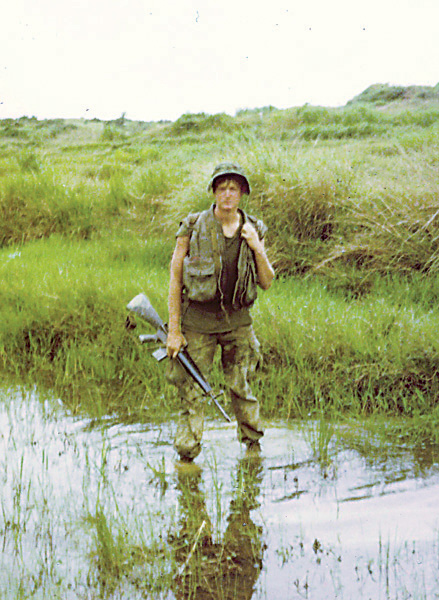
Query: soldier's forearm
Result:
<box><xmin>168</xmin><ymin>278</ymin><xmax>183</xmax><ymax>333</ymax></box>
<box><xmin>253</xmin><ymin>247</ymin><xmax>275</xmax><ymax>290</ymax></box>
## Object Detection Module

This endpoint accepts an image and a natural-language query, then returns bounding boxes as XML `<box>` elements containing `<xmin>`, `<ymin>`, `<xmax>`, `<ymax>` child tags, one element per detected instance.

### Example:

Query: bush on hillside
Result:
<box><xmin>0</xmin><ymin>121</ymin><xmax>30</xmax><ymax>139</ymax></box>
<box><xmin>170</xmin><ymin>112</ymin><xmax>235</xmax><ymax>135</ymax></box>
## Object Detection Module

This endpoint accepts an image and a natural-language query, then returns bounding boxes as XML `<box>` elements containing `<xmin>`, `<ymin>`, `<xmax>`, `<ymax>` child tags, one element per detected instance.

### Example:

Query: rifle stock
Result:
<box><xmin>127</xmin><ymin>294</ymin><xmax>164</xmax><ymax>332</ymax></box>
<box><xmin>127</xmin><ymin>293</ymin><xmax>231</xmax><ymax>422</ymax></box>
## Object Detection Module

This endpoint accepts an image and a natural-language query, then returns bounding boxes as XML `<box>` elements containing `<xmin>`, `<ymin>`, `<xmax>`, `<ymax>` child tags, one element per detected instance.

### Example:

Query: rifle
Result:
<box><xmin>126</xmin><ymin>293</ymin><xmax>231</xmax><ymax>422</ymax></box>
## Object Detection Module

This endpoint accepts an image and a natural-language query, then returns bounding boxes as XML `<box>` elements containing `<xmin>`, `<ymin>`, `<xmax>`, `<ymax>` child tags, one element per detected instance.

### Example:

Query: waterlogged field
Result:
<box><xmin>1</xmin><ymin>387</ymin><xmax>438</xmax><ymax>600</ymax></box>
<box><xmin>2</xmin><ymin>91</ymin><xmax>439</xmax><ymax>597</ymax></box>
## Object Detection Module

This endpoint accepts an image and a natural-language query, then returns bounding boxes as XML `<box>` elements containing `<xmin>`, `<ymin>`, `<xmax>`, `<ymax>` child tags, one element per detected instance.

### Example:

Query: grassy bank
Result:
<box><xmin>1</xmin><ymin>85</ymin><xmax>439</xmax><ymax>437</ymax></box>
<box><xmin>1</xmin><ymin>238</ymin><xmax>439</xmax><ymax>440</ymax></box>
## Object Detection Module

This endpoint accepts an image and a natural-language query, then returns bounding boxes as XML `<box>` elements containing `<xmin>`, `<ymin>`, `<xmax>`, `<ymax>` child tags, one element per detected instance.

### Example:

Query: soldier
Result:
<box><xmin>166</xmin><ymin>162</ymin><xmax>274</xmax><ymax>462</ymax></box>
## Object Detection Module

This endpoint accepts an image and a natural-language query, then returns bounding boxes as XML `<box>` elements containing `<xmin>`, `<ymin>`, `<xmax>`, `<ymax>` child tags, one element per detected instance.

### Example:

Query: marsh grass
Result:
<box><xmin>0</xmin><ymin>236</ymin><xmax>176</xmax><ymax>418</ymax></box>
<box><xmin>254</xmin><ymin>276</ymin><xmax>439</xmax><ymax>429</ymax></box>
<box><xmin>1</xmin><ymin>100</ymin><xmax>439</xmax><ymax>433</ymax></box>
<box><xmin>303</xmin><ymin>416</ymin><xmax>336</xmax><ymax>469</ymax></box>
<box><xmin>0</xmin><ymin>172</ymin><xmax>95</xmax><ymax>245</ymax></box>
<box><xmin>0</xmin><ymin>390</ymin><xmax>181</xmax><ymax>599</ymax></box>
<box><xmin>3</xmin><ymin>226</ymin><xmax>438</xmax><ymax>434</ymax></box>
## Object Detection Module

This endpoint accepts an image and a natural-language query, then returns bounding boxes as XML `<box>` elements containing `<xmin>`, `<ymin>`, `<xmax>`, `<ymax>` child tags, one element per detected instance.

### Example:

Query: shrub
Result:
<box><xmin>105</xmin><ymin>175</ymin><xmax>131</xmax><ymax>213</ymax></box>
<box><xmin>170</xmin><ymin>112</ymin><xmax>235</xmax><ymax>135</ymax></box>
<box><xmin>1</xmin><ymin>121</ymin><xmax>30</xmax><ymax>139</ymax></box>
<box><xmin>101</xmin><ymin>124</ymin><xmax>127</xmax><ymax>142</ymax></box>
<box><xmin>16</xmin><ymin>150</ymin><xmax>42</xmax><ymax>173</ymax></box>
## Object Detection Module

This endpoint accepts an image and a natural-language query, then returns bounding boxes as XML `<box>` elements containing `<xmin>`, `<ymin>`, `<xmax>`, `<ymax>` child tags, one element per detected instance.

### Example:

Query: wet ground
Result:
<box><xmin>1</xmin><ymin>387</ymin><xmax>439</xmax><ymax>599</ymax></box>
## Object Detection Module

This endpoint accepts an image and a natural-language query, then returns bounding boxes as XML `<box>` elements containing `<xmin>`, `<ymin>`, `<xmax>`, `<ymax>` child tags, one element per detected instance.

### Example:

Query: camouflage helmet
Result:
<box><xmin>207</xmin><ymin>162</ymin><xmax>251</xmax><ymax>195</ymax></box>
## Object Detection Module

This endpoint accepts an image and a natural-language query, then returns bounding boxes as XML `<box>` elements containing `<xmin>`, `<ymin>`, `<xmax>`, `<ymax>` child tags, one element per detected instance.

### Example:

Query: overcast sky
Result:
<box><xmin>2</xmin><ymin>0</ymin><xmax>438</xmax><ymax>121</ymax></box>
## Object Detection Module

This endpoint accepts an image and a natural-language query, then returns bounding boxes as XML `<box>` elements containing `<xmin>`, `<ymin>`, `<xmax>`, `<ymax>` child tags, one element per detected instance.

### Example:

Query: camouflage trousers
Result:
<box><xmin>166</xmin><ymin>326</ymin><xmax>264</xmax><ymax>460</ymax></box>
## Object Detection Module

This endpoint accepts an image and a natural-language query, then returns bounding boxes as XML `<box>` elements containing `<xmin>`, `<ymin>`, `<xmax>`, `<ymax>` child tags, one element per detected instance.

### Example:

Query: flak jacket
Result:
<box><xmin>181</xmin><ymin>205</ymin><xmax>267</xmax><ymax>311</ymax></box>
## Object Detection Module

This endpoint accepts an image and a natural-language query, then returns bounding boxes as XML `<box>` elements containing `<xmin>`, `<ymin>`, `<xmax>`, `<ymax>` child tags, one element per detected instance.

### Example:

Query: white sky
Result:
<box><xmin>1</xmin><ymin>0</ymin><xmax>438</xmax><ymax>121</ymax></box>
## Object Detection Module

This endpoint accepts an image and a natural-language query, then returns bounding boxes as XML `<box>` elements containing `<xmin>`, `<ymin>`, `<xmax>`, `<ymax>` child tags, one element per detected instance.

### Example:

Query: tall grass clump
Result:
<box><xmin>16</xmin><ymin>149</ymin><xmax>42</xmax><ymax>173</ymax></box>
<box><xmin>313</xmin><ymin>154</ymin><xmax>439</xmax><ymax>281</ymax></box>
<box><xmin>105</xmin><ymin>173</ymin><xmax>132</xmax><ymax>214</ymax></box>
<box><xmin>232</xmin><ymin>139</ymin><xmax>356</xmax><ymax>274</ymax></box>
<box><xmin>133</xmin><ymin>162</ymin><xmax>182</xmax><ymax>199</ymax></box>
<box><xmin>99</xmin><ymin>161</ymin><xmax>186</xmax><ymax>237</ymax></box>
<box><xmin>0</xmin><ymin>172</ymin><xmax>95</xmax><ymax>246</ymax></box>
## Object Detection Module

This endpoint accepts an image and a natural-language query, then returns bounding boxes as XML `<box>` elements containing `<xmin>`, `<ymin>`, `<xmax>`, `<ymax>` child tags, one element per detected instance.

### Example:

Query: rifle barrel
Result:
<box><xmin>177</xmin><ymin>349</ymin><xmax>212</xmax><ymax>395</ymax></box>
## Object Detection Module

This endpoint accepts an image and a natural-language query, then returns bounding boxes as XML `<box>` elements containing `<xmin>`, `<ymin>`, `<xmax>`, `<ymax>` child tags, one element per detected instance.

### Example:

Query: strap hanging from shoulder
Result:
<box><xmin>210</xmin><ymin>228</ymin><xmax>221</xmax><ymax>277</ymax></box>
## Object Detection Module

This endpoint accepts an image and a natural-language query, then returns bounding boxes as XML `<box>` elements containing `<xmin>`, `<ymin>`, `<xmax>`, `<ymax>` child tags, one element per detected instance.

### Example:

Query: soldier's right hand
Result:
<box><xmin>166</xmin><ymin>331</ymin><xmax>187</xmax><ymax>359</ymax></box>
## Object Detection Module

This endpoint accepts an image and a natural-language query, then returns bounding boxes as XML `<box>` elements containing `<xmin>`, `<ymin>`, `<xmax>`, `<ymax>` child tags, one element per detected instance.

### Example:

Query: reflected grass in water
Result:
<box><xmin>302</xmin><ymin>415</ymin><xmax>336</xmax><ymax>470</ymax></box>
<box><xmin>1</xmin><ymin>387</ymin><xmax>439</xmax><ymax>599</ymax></box>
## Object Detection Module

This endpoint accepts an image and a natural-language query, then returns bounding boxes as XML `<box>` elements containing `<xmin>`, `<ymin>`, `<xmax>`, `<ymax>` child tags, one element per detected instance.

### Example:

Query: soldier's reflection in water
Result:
<box><xmin>170</xmin><ymin>451</ymin><xmax>265</xmax><ymax>600</ymax></box>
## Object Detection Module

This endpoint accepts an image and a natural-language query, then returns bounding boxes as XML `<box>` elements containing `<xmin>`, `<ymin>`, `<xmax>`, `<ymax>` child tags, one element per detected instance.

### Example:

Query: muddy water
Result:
<box><xmin>1</xmin><ymin>387</ymin><xmax>438</xmax><ymax>599</ymax></box>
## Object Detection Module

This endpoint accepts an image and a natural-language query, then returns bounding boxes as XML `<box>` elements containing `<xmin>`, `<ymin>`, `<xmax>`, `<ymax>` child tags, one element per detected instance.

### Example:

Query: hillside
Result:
<box><xmin>347</xmin><ymin>83</ymin><xmax>439</xmax><ymax>107</ymax></box>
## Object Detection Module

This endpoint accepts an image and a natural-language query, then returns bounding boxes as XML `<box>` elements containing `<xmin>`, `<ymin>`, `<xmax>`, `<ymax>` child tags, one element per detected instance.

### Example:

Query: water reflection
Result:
<box><xmin>2</xmin><ymin>389</ymin><xmax>439</xmax><ymax>600</ymax></box>
<box><xmin>336</xmin><ymin>422</ymin><xmax>439</xmax><ymax>499</ymax></box>
<box><xmin>170</xmin><ymin>452</ymin><xmax>265</xmax><ymax>600</ymax></box>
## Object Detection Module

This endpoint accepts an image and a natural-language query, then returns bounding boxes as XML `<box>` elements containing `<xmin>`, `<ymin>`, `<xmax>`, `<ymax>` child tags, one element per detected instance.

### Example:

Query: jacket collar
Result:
<box><xmin>208</xmin><ymin>204</ymin><xmax>248</xmax><ymax>228</ymax></box>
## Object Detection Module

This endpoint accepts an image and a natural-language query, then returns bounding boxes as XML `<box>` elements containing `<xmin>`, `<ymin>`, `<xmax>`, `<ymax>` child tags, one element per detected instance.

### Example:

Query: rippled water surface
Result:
<box><xmin>1</xmin><ymin>387</ymin><xmax>438</xmax><ymax>599</ymax></box>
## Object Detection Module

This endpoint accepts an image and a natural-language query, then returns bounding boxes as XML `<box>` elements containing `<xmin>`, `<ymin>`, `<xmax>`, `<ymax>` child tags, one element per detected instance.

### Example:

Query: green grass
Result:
<box><xmin>1</xmin><ymin>88</ymin><xmax>439</xmax><ymax>437</ymax></box>
<box><xmin>255</xmin><ymin>276</ymin><xmax>439</xmax><ymax>423</ymax></box>
<box><xmin>0</xmin><ymin>236</ymin><xmax>175</xmax><ymax>418</ymax></box>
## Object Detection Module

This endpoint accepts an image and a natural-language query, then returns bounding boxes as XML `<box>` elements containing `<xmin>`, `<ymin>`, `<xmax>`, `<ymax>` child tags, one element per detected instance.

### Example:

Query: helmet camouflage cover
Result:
<box><xmin>207</xmin><ymin>162</ymin><xmax>251</xmax><ymax>195</ymax></box>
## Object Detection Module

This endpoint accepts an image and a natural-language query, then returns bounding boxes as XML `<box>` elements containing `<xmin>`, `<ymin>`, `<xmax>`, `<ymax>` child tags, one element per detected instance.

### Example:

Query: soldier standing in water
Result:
<box><xmin>166</xmin><ymin>162</ymin><xmax>274</xmax><ymax>462</ymax></box>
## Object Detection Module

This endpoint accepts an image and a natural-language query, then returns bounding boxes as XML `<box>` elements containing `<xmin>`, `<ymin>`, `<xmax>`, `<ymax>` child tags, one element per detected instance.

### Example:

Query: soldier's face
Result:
<box><xmin>214</xmin><ymin>179</ymin><xmax>242</xmax><ymax>211</ymax></box>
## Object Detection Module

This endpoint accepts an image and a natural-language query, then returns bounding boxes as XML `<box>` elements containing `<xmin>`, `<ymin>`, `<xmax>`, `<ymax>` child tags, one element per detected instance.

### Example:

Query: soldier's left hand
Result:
<box><xmin>241</xmin><ymin>223</ymin><xmax>262</xmax><ymax>252</ymax></box>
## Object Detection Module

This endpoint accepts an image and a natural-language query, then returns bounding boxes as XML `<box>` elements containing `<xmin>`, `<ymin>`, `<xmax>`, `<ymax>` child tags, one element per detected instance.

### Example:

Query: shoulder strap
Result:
<box><xmin>210</xmin><ymin>228</ymin><xmax>221</xmax><ymax>276</ymax></box>
<box><xmin>246</xmin><ymin>212</ymin><xmax>267</xmax><ymax>240</ymax></box>
<box><xmin>186</xmin><ymin>212</ymin><xmax>201</xmax><ymax>230</ymax></box>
